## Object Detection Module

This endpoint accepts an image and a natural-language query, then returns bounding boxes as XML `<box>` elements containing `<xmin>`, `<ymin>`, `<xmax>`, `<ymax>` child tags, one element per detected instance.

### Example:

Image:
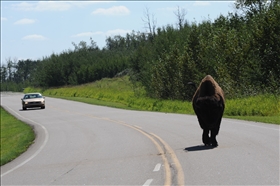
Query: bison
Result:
<box><xmin>189</xmin><ymin>75</ymin><xmax>225</xmax><ymax>147</ymax></box>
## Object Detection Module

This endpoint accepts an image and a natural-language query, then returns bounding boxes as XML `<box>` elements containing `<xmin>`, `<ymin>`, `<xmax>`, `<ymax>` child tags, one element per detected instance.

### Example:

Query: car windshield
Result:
<box><xmin>24</xmin><ymin>94</ymin><xmax>43</xmax><ymax>99</ymax></box>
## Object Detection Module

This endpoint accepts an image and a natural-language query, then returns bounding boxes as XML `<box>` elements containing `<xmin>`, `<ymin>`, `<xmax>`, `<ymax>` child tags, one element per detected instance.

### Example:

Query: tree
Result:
<box><xmin>142</xmin><ymin>7</ymin><xmax>157</xmax><ymax>38</ymax></box>
<box><xmin>0</xmin><ymin>65</ymin><xmax>7</xmax><ymax>83</ymax></box>
<box><xmin>235</xmin><ymin>0</ymin><xmax>272</xmax><ymax>17</ymax></box>
<box><xmin>174</xmin><ymin>6</ymin><xmax>187</xmax><ymax>30</ymax></box>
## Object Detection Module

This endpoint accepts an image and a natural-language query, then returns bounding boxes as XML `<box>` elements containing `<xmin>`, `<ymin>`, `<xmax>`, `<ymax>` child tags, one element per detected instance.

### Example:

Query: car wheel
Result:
<box><xmin>41</xmin><ymin>106</ymin><xmax>45</xmax><ymax>109</ymax></box>
<box><xmin>23</xmin><ymin>107</ymin><xmax>27</xmax><ymax>110</ymax></box>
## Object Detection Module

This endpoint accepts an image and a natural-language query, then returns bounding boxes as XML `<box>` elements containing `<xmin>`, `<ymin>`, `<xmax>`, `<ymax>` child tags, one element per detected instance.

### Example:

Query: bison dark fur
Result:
<box><xmin>190</xmin><ymin>75</ymin><xmax>225</xmax><ymax>147</ymax></box>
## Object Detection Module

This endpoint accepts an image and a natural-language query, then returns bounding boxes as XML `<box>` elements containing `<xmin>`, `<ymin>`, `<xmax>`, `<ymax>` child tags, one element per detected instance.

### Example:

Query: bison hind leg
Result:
<box><xmin>202</xmin><ymin>129</ymin><xmax>211</xmax><ymax>146</ymax></box>
<box><xmin>210</xmin><ymin>128</ymin><xmax>219</xmax><ymax>147</ymax></box>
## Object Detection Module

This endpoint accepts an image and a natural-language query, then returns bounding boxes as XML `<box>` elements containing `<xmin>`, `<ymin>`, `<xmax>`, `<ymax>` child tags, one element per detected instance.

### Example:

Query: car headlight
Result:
<box><xmin>25</xmin><ymin>102</ymin><xmax>28</xmax><ymax>104</ymax></box>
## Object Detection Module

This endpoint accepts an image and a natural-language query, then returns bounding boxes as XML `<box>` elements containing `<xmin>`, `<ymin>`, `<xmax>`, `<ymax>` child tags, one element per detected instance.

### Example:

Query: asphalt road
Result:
<box><xmin>1</xmin><ymin>92</ymin><xmax>279</xmax><ymax>185</ymax></box>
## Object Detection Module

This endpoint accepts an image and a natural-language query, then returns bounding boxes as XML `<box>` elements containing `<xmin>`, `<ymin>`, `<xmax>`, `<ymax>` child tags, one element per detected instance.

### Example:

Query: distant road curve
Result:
<box><xmin>1</xmin><ymin>92</ymin><xmax>279</xmax><ymax>185</ymax></box>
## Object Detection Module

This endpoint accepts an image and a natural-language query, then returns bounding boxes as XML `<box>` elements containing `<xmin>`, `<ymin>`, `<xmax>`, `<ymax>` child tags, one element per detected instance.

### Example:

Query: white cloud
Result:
<box><xmin>159</xmin><ymin>6</ymin><xmax>178</xmax><ymax>12</ymax></box>
<box><xmin>1</xmin><ymin>17</ymin><xmax>7</xmax><ymax>21</ymax></box>
<box><xmin>22</xmin><ymin>34</ymin><xmax>47</xmax><ymax>41</ymax></box>
<box><xmin>91</xmin><ymin>6</ymin><xmax>130</xmax><ymax>16</ymax></box>
<box><xmin>158</xmin><ymin>6</ymin><xmax>190</xmax><ymax>15</ymax></box>
<box><xmin>11</xmin><ymin>1</ymin><xmax>113</xmax><ymax>12</ymax></box>
<box><xmin>193</xmin><ymin>1</ymin><xmax>211</xmax><ymax>6</ymax></box>
<box><xmin>105</xmin><ymin>29</ymin><xmax>131</xmax><ymax>36</ymax></box>
<box><xmin>71</xmin><ymin>29</ymin><xmax>131</xmax><ymax>38</ymax></box>
<box><xmin>71</xmin><ymin>31</ymin><xmax>103</xmax><ymax>38</ymax></box>
<box><xmin>14</xmin><ymin>18</ymin><xmax>35</xmax><ymax>25</ymax></box>
<box><xmin>70</xmin><ymin>1</ymin><xmax>112</xmax><ymax>8</ymax></box>
<box><xmin>12</xmin><ymin>1</ymin><xmax>71</xmax><ymax>11</ymax></box>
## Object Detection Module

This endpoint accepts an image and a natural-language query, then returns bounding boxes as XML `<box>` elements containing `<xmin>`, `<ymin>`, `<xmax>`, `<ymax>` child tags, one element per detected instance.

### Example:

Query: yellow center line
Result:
<box><xmin>53</xmin><ymin>107</ymin><xmax>184</xmax><ymax>186</ymax></box>
<box><xmin>116</xmin><ymin>122</ymin><xmax>172</xmax><ymax>186</ymax></box>
<box><xmin>150</xmin><ymin>133</ymin><xmax>185</xmax><ymax>186</ymax></box>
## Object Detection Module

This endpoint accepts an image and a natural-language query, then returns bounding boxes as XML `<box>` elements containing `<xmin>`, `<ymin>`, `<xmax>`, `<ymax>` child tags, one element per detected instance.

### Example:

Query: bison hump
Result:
<box><xmin>199</xmin><ymin>80</ymin><xmax>216</xmax><ymax>97</ymax></box>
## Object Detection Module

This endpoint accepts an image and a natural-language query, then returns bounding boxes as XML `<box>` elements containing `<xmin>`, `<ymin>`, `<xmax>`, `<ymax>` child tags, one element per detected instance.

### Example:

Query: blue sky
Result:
<box><xmin>1</xmin><ymin>1</ymin><xmax>236</xmax><ymax>64</ymax></box>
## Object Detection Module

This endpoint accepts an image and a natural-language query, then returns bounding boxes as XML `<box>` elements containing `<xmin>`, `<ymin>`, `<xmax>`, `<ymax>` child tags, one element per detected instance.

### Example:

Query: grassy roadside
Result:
<box><xmin>227</xmin><ymin>115</ymin><xmax>280</xmax><ymax>124</ymax></box>
<box><xmin>0</xmin><ymin>107</ymin><xmax>35</xmax><ymax>166</ymax></box>
<box><xmin>24</xmin><ymin>76</ymin><xmax>280</xmax><ymax>124</ymax></box>
<box><xmin>42</xmin><ymin>95</ymin><xmax>280</xmax><ymax>124</ymax></box>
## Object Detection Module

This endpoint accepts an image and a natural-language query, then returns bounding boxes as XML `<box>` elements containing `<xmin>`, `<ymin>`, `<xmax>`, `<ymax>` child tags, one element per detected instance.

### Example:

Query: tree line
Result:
<box><xmin>1</xmin><ymin>0</ymin><xmax>279</xmax><ymax>100</ymax></box>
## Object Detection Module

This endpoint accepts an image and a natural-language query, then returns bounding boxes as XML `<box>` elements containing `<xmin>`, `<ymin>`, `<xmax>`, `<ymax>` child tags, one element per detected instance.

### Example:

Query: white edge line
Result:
<box><xmin>225</xmin><ymin>119</ymin><xmax>280</xmax><ymax>131</ymax></box>
<box><xmin>143</xmin><ymin>179</ymin><xmax>153</xmax><ymax>186</ymax></box>
<box><xmin>1</xmin><ymin>106</ymin><xmax>49</xmax><ymax>177</ymax></box>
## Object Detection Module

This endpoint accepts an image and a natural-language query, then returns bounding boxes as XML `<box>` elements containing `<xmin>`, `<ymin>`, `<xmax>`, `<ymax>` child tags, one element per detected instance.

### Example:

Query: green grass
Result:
<box><xmin>24</xmin><ymin>76</ymin><xmax>280</xmax><ymax>124</ymax></box>
<box><xmin>0</xmin><ymin>107</ymin><xmax>35</xmax><ymax>166</ymax></box>
<box><xmin>225</xmin><ymin>95</ymin><xmax>280</xmax><ymax>116</ymax></box>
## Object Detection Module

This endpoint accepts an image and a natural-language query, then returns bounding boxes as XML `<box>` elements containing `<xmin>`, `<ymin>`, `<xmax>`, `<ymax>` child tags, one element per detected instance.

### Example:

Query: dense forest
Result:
<box><xmin>1</xmin><ymin>0</ymin><xmax>279</xmax><ymax>101</ymax></box>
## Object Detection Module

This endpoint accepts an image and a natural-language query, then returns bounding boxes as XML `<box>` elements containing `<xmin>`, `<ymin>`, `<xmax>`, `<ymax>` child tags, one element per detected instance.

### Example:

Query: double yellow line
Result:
<box><xmin>52</xmin><ymin>106</ymin><xmax>185</xmax><ymax>186</ymax></box>
<box><xmin>96</xmin><ymin>117</ymin><xmax>185</xmax><ymax>186</ymax></box>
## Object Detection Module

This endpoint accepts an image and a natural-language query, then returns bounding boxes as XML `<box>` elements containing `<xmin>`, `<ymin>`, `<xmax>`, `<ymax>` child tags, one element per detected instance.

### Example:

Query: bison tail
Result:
<box><xmin>188</xmin><ymin>82</ymin><xmax>197</xmax><ymax>90</ymax></box>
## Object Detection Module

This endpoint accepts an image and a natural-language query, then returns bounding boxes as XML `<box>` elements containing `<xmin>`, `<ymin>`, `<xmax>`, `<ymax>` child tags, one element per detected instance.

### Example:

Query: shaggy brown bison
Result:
<box><xmin>189</xmin><ymin>75</ymin><xmax>225</xmax><ymax>147</ymax></box>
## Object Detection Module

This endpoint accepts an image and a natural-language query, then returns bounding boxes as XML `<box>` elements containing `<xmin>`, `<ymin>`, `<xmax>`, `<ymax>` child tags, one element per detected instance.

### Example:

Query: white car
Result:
<box><xmin>21</xmin><ymin>93</ymin><xmax>45</xmax><ymax>110</ymax></box>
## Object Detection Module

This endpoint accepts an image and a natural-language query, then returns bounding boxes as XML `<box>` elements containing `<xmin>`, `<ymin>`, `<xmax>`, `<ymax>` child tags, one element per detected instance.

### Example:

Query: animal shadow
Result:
<box><xmin>184</xmin><ymin>145</ymin><xmax>216</xmax><ymax>152</ymax></box>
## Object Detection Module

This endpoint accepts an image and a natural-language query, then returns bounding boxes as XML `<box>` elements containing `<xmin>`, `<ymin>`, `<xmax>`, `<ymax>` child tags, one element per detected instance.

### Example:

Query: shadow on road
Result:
<box><xmin>184</xmin><ymin>145</ymin><xmax>216</xmax><ymax>152</ymax></box>
<box><xmin>19</xmin><ymin>108</ymin><xmax>44</xmax><ymax>111</ymax></box>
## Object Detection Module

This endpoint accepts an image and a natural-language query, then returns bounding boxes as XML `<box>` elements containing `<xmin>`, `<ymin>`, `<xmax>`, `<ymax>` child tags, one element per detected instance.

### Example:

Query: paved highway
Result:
<box><xmin>1</xmin><ymin>92</ymin><xmax>279</xmax><ymax>185</ymax></box>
